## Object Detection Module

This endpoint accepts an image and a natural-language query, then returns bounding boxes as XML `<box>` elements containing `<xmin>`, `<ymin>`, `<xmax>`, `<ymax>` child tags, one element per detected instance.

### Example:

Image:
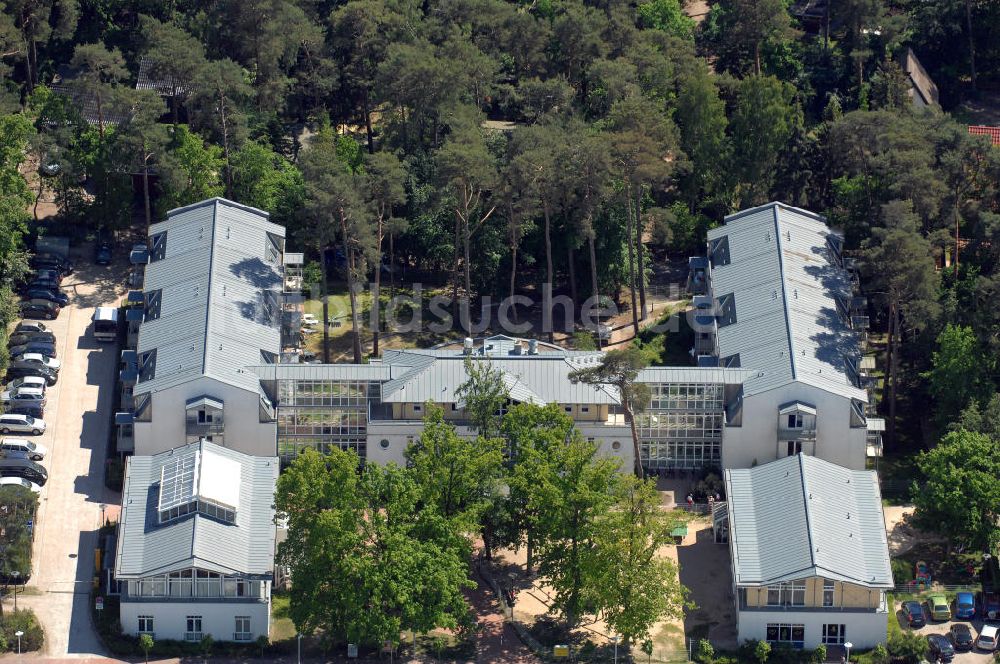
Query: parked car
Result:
<box><xmin>927</xmin><ymin>594</ymin><xmax>952</xmax><ymax>621</ymax></box>
<box><xmin>26</xmin><ymin>277</ymin><xmax>62</xmax><ymax>293</ymax></box>
<box><xmin>0</xmin><ymin>413</ymin><xmax>46</xmax><ymax>435</ymax></box>
<box><xmin>8</xmin><ymin>330</ymin><xmax>55</xmax><ymax>347</ymax></box>
<box><xmin>0</xmin><ymin>438</ymin><xmax>47</xmax><ymax>461</ymax></box>
<box><xmin>4</xmin><ymin>375</ymin><xmax>47</xmax><ymax>392</ymax></box>
<box><xmin>954</xmin><ymin>591</ymin><xmax>976</xmax><ymax>620</ymax></box>
<box><xmin>902</xmin><ymin>600</ymin><xmax>926</xmax><ymax>627</ymax></box>
<box><xmin>978</xmin><ymin>625</ymin><xmax>998</xmax><ymax>651</ymax></box>
<box><xmin>32</xmin><ymin>268</ymin><xmax>63</xmax><ymax>285</ymax></box>
<box><xmin>8</xmin><ymin>342</ymin><xmax>57</xmax><ymax>359</ymax></box>
<box><xmin>95</xmin><ymin>239</ymin><xmax>112</xmax><ymax>265</ymax></box>
<box><xmin>7</xmin><ymin>404</ymin><xmax>44</xmax><ymax>420</ymax></box>
<box><xmin>978</xmin><ymin>590</ymin><xmax>1000</xmax><ymax>621</ymax></box>
<box><xmin>949</xmin><ymin>623</ymin><xmax>975</xmax><ymax>652</ymax></box>
<box><xmin>20</xmin><ymin>299</ymin><xmax>59</xmax><ymax>320</ymax></box>
<box><xmin>0</xmin><ymin>476</ymin><xmax>42</xmax><ymax>494</ymax></box>
<box><xmin>25</xmin><ymin>288</ymin><xmax>69</xmax><ymax>307</ymax></box>
<box><xmin>301</xmin><ymin>313</ymin><xmax>320</xmax><ymax>326</ymax></box>
<box><xmin>927</xmin><ymin>634</ymin><xmax>955</xmax><ymax>662</ymax></box>
<box><xmin>1</xmin><ymin>386</ymin><xmax>47</xmax><ymax>406</ymax></box>
<box><xmin>31</xmin><ymin>253</ymin><xmax>72</xmax><ymax>275</ymax></box>
<box><xmin>14</xmin><ymin>321</ymin><xmax>47</xmax><ymax>334</ymax></box>
<box><xmin>12</xmin><ymin>352</ymin><xmax>60</xmax><ymax>373</ymax></box>
<box><xmin>0</xmin><ymin>457</ymin><xmax>47</xmax><ymax>485</ymax></box>
<box><xmin>5</xmin><ymin>362</ymin><xmax>57</xmax><ymax>387</ymax></box>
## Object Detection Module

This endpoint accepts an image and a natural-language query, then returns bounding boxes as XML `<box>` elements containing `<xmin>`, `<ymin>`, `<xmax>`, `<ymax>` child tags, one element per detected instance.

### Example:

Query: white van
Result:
<box><xmin>93</xmin><ymin>306</ymin><xmax>119</xmax><ymax>342</ymax></box>
<box><xmin>0</xmin><ymin>438</ymin><xmax>47</xmax><ymax>460</ymax></box>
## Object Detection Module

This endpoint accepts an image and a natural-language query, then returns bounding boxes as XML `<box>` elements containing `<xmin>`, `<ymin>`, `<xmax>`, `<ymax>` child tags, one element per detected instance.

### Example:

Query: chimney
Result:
<box><xmin>528</xmin><ymin>339</ymin><xmax>538</xmax><ymax>355</ymax></box>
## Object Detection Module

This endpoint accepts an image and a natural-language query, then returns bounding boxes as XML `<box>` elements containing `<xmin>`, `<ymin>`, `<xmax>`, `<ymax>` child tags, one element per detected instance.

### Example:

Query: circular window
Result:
<box><xmin>611</xmin><ymin>441</ymin><xmax>621</xmax><ymax>451</ymax></box>
<box><xmin>379</xmin><ymin>439</ymin><xmax>390</xmax><ymax>449</ymax></box>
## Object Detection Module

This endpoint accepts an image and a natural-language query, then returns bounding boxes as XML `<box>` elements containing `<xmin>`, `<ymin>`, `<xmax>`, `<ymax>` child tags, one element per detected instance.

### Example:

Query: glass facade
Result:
<box><xmin>638</xmin><ymin>383</ymin><xmax>725</xmax><ymax>470</ymax></box>
<box><xmin>127</xmin><ymin>569</ymin><xmax>264</xmax><ymax>599</ymax></box>
<box><xmin>275</xmin><ymin>379</ymin><xmax>373</xmax><ymax>461</ymax></box>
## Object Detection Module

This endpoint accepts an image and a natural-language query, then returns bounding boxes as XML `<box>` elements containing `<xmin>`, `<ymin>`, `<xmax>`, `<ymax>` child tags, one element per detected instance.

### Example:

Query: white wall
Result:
<box><xmin>134</xmin><ymin>377</ymin><xmax>276</xmax><ymax>457</ymax></box>
<box><xmin>365</xmin><ymin>420</ymin><xmax>635</xmax><ymax>471</ymax></box>
<box><xmin>722</xmin><ymin>381</ymin><xmax>867</xmax><ymax>470</ymax></box>
<box><xmin>737</xmin><ymin>606</ymin><xmax>888</xmax><ymax>649</ymax></box>
<box><xmin>120</xmin><ymin>595</ymin><xmax>271</xmax><ymax>642</ymax></box>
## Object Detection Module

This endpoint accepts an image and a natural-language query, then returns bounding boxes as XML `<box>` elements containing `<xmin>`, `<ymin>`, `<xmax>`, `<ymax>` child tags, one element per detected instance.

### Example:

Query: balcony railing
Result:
<box><xmin>184</xmin><ymin>632</ymin><xmax>203</xmax><ymax>642</ymax></box>
<box><xmin>234</xmin><ymin>632</ymin><xmax>252</xmax><ymax>641</ymax></box>
<box><xmin>777</xmin><ymin>427</ymin><xmax>816</xmax><ymax>442</ymax></box>
<box><xmin>185</xmin><ymin>421</ymin><xmax>225</xmax><ymax>437</ymax></box>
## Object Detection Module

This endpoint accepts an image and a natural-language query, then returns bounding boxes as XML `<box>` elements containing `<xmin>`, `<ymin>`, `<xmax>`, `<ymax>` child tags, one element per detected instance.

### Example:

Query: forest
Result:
<box><xmin>0</xmin><ymin>0</ymin><xmax>999</xmax><ymax>453</ymax></box>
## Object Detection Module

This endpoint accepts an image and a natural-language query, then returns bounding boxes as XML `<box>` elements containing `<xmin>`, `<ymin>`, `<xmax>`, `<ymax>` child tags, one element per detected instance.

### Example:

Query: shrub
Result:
<box><xmin>693</xmin><ymin>472</ymin><xmax>724</xmax><ymax>502</ymax></box>
<box><xmin>891</xmin><ymin>559</ymin><xmax>913</xmax><ymax>584</ymax></box>
<box><xmin>695</xmin><ymin>638</ymin><xmax>715</xmax><ymax>663</ymax></box>
<box><xmin>1</xmin><ymin>609</ymin><xmax>45</xmax><ymax>652</ymax></box>
<box><xmin>887</xmin><ymin>630</ymin><xmax>927</xmax><ymax>664</ymax></box>
<box><xmin>812</xmin><ymin>644</ymin><xmax>827</xmax><ymax>663</ymax></box>
<box><xmin>872</xmin><ymin>643</ymin><xmax>888</xmax><ymax>664</ymax></box>
<box><xmin>755</xmin><ymin>640</ymin><xmax>771</xmax><ymax>664</ymax></box>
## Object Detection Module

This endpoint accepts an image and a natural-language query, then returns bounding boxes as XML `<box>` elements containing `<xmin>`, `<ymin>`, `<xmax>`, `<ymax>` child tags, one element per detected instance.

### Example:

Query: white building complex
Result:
<box><xmin>715</xmin><ymin>454</ymin><xmax>893</xmax><ymax>649</ymax></box>
<box><xmin>114</xmin><ymin>200</ymin><xmax>880</xmax><ymax>473</ymax></box>
<box><xmin>114</xmin><ymin>440</ymin><xmax>279</xmax><ymax>642</ymax></box>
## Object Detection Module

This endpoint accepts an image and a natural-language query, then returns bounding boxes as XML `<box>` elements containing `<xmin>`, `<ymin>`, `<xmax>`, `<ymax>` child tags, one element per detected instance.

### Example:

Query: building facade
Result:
<box><xmin>114</xmin><ymin>440</ymin><xmax>279</xmax><ymax>642</ymax></box>
<box><xmin>117</xmin><ymin>198</ymin><xmax>286</xmax><ymax>457</ymax></box>
<box><xmin>717</xmin><ymin>454</ymin><xmax>893</xmax><ymax>650</ymax></box>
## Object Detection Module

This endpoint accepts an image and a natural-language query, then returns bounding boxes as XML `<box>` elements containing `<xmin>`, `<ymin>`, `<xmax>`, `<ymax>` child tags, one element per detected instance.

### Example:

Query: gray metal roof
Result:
<box><xmin>114</xmin><ymin>440</ymin><xmax>278</xmax><ymax>579</ymax></box>
<box><xmin>247</xmin><ymin>363</ymin><xmax>393</xmax><ymax>382</ymax></box>
<box><xmin>637</xmin><ymin>367</ymin><xmax>756</xmax><ymax>385</ymax></box>
<box><xmin>378</xmin><ymin>350</ymin><xmax>621</xmax><ymax>405</ymax></box>
<box><xmin>706</xmin><ymin>203</ymin><xmax>867</xmax><ymax>401</ymax></box>
<box><xmin>725</xmin><ymin>454</ymin><xmax>892</xmax><ymax>588</ymax></box>
<box><xmin>135</xmin><ymin>198</ymin><xmax>285</xmax><ymax>396</ymax></box>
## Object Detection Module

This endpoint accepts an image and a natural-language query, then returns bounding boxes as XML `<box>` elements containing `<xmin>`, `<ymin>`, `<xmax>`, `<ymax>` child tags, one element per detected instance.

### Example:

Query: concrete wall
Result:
<box><xmin>134</xmin><ymin>377</ymin><xmax>276</xmax><ymax>457</ymax></box>
<box><xmin>722</xmin><ymin>381</ymin><xmax>867</xmax><ymax>470</ymax></box>
<box><xmin>737</xmin><ymin>606</ymin><xmax>888</xmax><ymax>649</ymax></box>
<box><xmin>120</xmin><ymin>596</ymin><xmax>270</xmax><ymax>642</ymax></box>
<box><xmin>743</xmin><ymin>579</ymin><xmax>883</xmax><ymax>610</ymax></box>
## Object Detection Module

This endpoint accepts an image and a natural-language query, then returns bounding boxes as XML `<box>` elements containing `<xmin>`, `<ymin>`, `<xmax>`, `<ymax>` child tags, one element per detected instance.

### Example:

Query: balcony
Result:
<box><xmin>185</xmin><ymin>421</ymin><xmax>224</xmax><ymax>439</ymax></box>
<box><xmin>777</xmin><ymin>427</ymin><xmax>816</xmax><ymax>442</ymax></box>
<box><xmin>739</xmin><ymin>589</ymin><xmax>887</xmax><ymax>614</ymax></box>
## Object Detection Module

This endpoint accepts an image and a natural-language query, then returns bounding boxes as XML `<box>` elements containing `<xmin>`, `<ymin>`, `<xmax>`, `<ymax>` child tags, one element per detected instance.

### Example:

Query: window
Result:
<box><xmin>149</xmin><ymin>232</ymin><xmax>167</xmax><ymax>262</ymax></box>
<box><xmin>611</xmin><ymin>441</ymin><xmax>621</xmax><ymax>451</ymax></box>
<box><xmin>715</xmin><ymin>293</ymin><xmax>737</xmax><ymax>327</ymax></box>
<box><xmin>413</xmin><ymin>404</ymin><xmax>422</xmax><ymax>412</ymax></box>
<box><xmin>234</xmin><ymin>616</ymin><xmax>251</xmax><ymax>641</ymax></box>
<box><xmin>581</xmin><ymin>406</ymin><xmax>590</xmax><ymax>413</ymax></box>
<box><xmin>197</xmin><ymin>410</ymin><xmax>213</xmax><ymax>424</ymax></box>
<box><xmin>766</xmin><ymin>582</ymin><xmax>805</xmax><ymax>606</ymax></box>
<box><xmin>380</xmin><ymin>439</ymin><xmax>390</xmax><ymax>449</ymax></box>
<box><xmin>766</xmin><ymin>624</ymin><xmax>805</xmax><ymax>648</ymax></box>
<box><xmin>564</xmin><ymin>406</ymin><xmax>572</xmax><ymax>413</ymax></box>
<box><xmin>787</xmin><ymin>413</ymin><xmax>803</xmax><ymax>428</ymax></box>
<box><xmin>823</xmin><ymin>581</ymin><xmax>835</xmax><ymax>607</ymax></box>
<box><xmin>138</xmin><ymin>349</ymin><xmax>157</xmax><ymax>383</ymax></box>
<box><xmin>822</xmin><ymin>624</ymin><xmax>846</xmax><ymax>645</ymax></box>
<box><xmin>185</xmin><ymin>616</ymin><xmax>203</xmax><ymax>641</ymax></box>
<box><xmin>451</xmin><ymin>403</ymin><xmax>458</xmax><ymax>411</ymax></box>
<box><xmin>138</xmin><ymin>616</ymin><xmax>154</xmax><ymax>634</ymax></box>
<box><xmin>265</xmin><ymin>232</ymin><xmax>284</xmax><ymax>264</ymax></box>
<box><xmin>789</xmin><ymin>581</ymin><xmax>805</xmax><ymax>606</ymax></box>
<box><xmin>767</xmin><ymin>586</ymin><xmax>781</xmax><ymax>606</ymax></box>
<box><xmin>787</xmin><ymin>440</ymin><xmax>802</xmax><ymax>456</ymax></box>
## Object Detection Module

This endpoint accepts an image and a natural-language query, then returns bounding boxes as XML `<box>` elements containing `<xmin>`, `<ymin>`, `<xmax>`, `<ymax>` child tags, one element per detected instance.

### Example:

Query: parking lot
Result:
<box><xmin>10</xmin><ymin>245</ymin><xmax>126</xmax><ymax>656</ymax></box>
<box><xmin>895</xmin><ymin>598</ymin><xmax>997</xmax><ymax>664</ymax></box>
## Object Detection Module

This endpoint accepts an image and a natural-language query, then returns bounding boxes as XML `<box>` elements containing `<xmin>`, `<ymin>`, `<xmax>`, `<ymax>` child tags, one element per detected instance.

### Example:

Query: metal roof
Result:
<box><xmin>378</xmin><ymin>350</ymin><xmax>621</xmax><ymax>405</ymax></box>
<box><xmin>135</xmin><ymin>56</ymin><xmax>185</xmax><ymax>95</ymax></box>
<box><xmin>114</xmin><ymin>440</ymin><xmax>278</xmax><ymax>579</ymax></box>
<box><xmin>725</xmin><ymin>454</ymin><xmax>892</xmax><ymax>588</ymax></box>
<box><xmin>707</xmin><ymin>203</ymin><xmax>867</xmax><ymax>401</ymax></box>
<box><xmin>135</xmin><ymin>198</ymin><xmax>285</xmax><ymax>396</ymax></box>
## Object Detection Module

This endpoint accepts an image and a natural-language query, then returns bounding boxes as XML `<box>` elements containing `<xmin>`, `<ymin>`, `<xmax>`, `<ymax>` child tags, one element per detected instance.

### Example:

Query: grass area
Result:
<box><xmin>270</xmin><ymin>592</ymin><xmax>297</xmax><ymax>642</ymax></box>
<box><xmin>635</xmin><ymin>303</ymin><xmax>696</xmax><ymax>366</ymax></box>
<box><xmin>892</xmin><ymin>540</ymin><xmax>981</xmax><ymax>587</ymax></box>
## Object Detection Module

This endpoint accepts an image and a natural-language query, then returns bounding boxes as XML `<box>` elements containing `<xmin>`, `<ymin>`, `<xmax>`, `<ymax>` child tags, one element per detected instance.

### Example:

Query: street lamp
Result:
<box><xmin>15</xmin><ymin>630</ymin><xmax>23</xmax><ymax>654</ymax></box>
<box><xmin>297</xmin><ymin>633</ymin><xmax>302</xmax><ymax>664</ymax></box>
<box><xmin>844</xmin><ymin>641</ymin><xmax>853</xmax><ymax>664</ymax></box>
<box><xmin>611</xmin><ymin>636</ymin><xmax>620</xmax><ymax>664</ymax></box>
<box><xmin>99</xmin><ymin>503</ymin><xmax>107</xmax><ymax>527</ymax></box>
<box><xmin>11</xmin><ymin>571</ymin><xmax>20</xmax><ymax>611</ymax></box>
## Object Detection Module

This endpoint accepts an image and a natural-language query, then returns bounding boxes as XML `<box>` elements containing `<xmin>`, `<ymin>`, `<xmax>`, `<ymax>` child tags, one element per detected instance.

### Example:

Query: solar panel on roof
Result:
<box><xmin>157</xmin><ymin>452</ymin><xmax>199</xmax><ymax>512</ymax></box>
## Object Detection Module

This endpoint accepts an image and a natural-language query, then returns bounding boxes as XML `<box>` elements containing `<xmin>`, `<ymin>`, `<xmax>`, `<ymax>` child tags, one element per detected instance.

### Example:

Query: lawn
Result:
<box><xmin>270</xmin><ymin>593</ymin><xmax>297</xmax><ymax>642</ymax></box>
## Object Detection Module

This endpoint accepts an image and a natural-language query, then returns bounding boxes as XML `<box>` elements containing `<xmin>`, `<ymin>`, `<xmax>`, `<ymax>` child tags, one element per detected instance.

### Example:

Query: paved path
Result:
<box><xmin>5</xmin><ymin>247</ymin><xmax>126</xmax><ymax>658</ymax></box>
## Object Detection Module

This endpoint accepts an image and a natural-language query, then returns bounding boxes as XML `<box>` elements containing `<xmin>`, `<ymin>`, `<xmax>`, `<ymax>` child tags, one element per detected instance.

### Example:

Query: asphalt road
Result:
<box><xmin>13</xmin><ymin>248</ymin><xmax>126</xmax><ymax>658</ymax></box>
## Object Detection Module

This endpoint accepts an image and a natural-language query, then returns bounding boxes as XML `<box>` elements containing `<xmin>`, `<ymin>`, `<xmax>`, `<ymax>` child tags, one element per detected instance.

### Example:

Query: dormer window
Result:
<box><xmin>149</xmin><ymin>231</ymin><xmax>167</xmax><ymax>262</ymax></box>
<box><xmin>265</xmin><ymin>232</ymin><xmax>283</xmax><ymax>264</ymax></box>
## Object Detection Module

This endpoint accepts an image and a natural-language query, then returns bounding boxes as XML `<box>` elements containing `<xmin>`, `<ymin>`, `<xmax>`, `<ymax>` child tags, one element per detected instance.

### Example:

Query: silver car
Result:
<box><xmin>0</xmin><ymin>413</ymin><xmax>46</xmax><ymax>435</ymax></box>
